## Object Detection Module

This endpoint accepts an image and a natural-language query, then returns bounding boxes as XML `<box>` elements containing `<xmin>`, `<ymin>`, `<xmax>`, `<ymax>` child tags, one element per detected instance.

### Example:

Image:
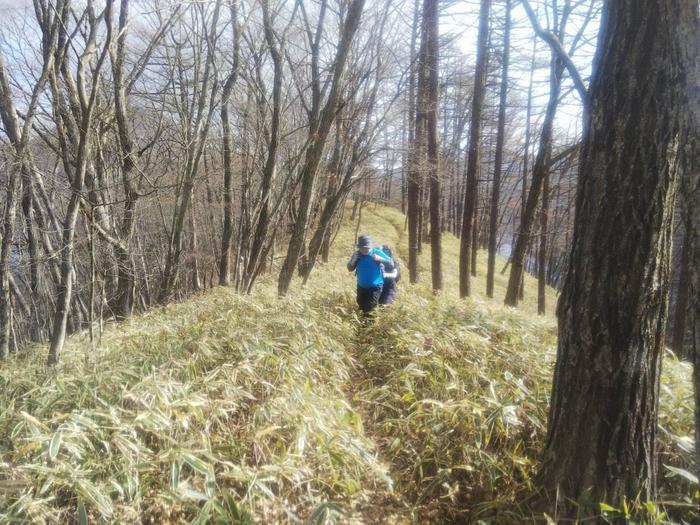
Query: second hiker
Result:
<box><xmin>379</xmin><ymin>244</ymin><xmax>400</xmax><ymax>305</ymax></box>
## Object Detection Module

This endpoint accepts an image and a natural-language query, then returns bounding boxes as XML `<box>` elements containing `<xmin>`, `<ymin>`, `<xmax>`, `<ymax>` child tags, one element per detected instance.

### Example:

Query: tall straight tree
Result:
<box><xmin>459</xmin><ymin>0</ymin><xmax>490</xmax><ymax>298</ymax></box>
<box><xmin>538</xmin><ymin>0</ymin><xmax>698</xmax><ymax>516</ymax></box>
<box><xmin>421</xmin><ymin>0</ymin><xmax>441</xmax><ymax>292</ymax></box>
<box><xmin>486</xmin><ymin>0</ymin><xmax>511</xmax><ymax>298</ymax></box>
<box><xmin>678</xmin><ymin>26</ymin><xmax>700</xmax><ymax>490</ymax></box>
<box><xmin>406</xmin><ymin>0</ymin><xmax>423</xmax><ymax>284</ymax></box>
<box><xmin>671</xmin><ymin>222</ymin><xmax>691</xmax><ymax>353</ymax></box>
<box><xmin>537</xmin><ymin>166</ymin><xmax>549</xmax><ymax>314</ymax></box>
<box><xmin>218</xmin><ymin>0</ymin><xmax>241</xmax><ymax>286</ymax></box>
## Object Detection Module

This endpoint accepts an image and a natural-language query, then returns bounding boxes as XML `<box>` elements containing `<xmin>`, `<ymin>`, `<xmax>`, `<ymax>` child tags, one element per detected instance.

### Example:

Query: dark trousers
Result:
<box><xmin>357</xmin><ymin>285</ymin><xmax>382</xmax><ymax>314</ymax></box>
<box><xmin>379</xmin><ymin>282</ymin><xmax>397</xmax><ymax>305</ymax></box>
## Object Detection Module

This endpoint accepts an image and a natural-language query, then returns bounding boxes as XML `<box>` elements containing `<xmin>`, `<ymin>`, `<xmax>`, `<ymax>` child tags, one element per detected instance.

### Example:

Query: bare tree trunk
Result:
<box><xmin>244</xmin><ymin>0</ymin><xmax>283</xmax><ymax>291</ymax></box>
<box><xmin>159</xmin><ymin>0</ymin><xmax>222</xmax><ymax>304</ymax></box>
<box><xmin>219</xmin><ymin>1</ymin><xmax>240</xmax><ymax>286</ymax></box>
<box><xmin>0</xmin><ymin>155</ymin><xmax>20</xmax><ymax>361</ymax></box>
<box><xmin>189</xmin><ymin>194</ymin><xmax>201</xmax><ymax>292</ymax></box>
<box><xmin>407</xmin><ymin>0</ymin><xmax>423</xmax><ymax>284</ymax></box>
<box><xmin>538</xmin><ymin>0</ymin><xmax>697</xmax><ymax>516</ymax></box>
<box><xmin>277</xmin><ymin>0</ymin><xmax>365</xmax><ymax>297</ymax></box>
<box><xmin>537</xmin><ymin>169</ymin><xmax>549</xmax><ymax>314</ymax></box>
<box><xmin>49</xmin><ymin>1</ymin><xmax>113</xmax><ymax>365</ymax></box>
<box><xmin>487</xmin><ymin>0</ymin><xmax>511</xmax><ymax>298</ymax></box>
<box><xmin>459</xmin><ymin>0</ymin><xmax>490</xmax><ymax>298</ymax></box>
<box><xmin>0</xmin><ymin>1</ymin><xmax>59</xmax><ymax>357</ymax></box>
<box><xmin>0</xmin><ymin>63</ymin><xmax>23</xmax><ymax>358</ymax></box>
<box><xmin>471</xmin><ymin>197</ymin><xmax>479</xmax><ymax>277</ymax></box>
<box><xmin>505</xmin><ymin>52</ymin><xmax>564</xmax><ymax>306</ymax></box>
<box><xmin>421</xmin><ymin>0</ymin><xmax>441</xmax><ymax>292</ymax></box>
<box><xmin>671</xmin><ymin>222</ymin><xmax>690</xmax><ymax>354</ymax></box>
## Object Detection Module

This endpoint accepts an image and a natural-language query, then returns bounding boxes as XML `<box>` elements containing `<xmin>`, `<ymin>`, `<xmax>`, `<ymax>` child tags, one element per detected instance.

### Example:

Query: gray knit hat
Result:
<box><xmin>357</xmin><ymin>234</ymin><xmax>372</xmax><ymax>248</ymax></box>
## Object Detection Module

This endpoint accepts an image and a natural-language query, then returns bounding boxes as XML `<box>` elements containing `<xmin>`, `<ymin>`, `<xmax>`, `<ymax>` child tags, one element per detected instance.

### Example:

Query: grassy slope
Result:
<box><xmin>0</xmin><ymin>203</ymin><xmax>695</xmax><ymax>524</ymax></box>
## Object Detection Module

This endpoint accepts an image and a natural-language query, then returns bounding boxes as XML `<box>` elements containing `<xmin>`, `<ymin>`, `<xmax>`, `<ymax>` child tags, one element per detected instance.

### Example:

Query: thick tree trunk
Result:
<box><xmin>686</xmin><ymin>200</ymin><xmax>700</xmax><ymax>484</ymax></box>
<box><xmin>678</xmin><ymin>16</ymin><xmax>700</xmax><ymax>492</ymax></box>
<box><xmin>538</xmin><ymin>1</ymin><xmax>697</xmax><ymax>517</ymax></box>
<box><xmin>459</xmin><ymin>0</ymin><xmax>490</xmax><ymax>297</ymax></box>
<box><xmin>486</xmin><ymin>0</ymin><xmax>510</xmax><ymax>298</ymax></box>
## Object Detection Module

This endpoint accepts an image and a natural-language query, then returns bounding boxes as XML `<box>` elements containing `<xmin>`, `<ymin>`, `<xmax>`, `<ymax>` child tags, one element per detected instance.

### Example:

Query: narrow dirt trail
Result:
<box><xmin>338</xmin><ymin>327</ymin><xmax>414</xmax><ymax>524</ymax></box>
<box><xmin>336</xmin><ymin>207</ymin><xmax>417</xmax><ymax>523</ymax></box>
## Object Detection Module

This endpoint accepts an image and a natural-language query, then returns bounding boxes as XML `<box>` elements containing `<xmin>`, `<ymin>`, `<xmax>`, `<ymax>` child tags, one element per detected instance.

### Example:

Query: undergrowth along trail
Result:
<box><xmin>0</xmin><ymin>203</ymin><xmax>695</xmax><ymax>524</ymax></box>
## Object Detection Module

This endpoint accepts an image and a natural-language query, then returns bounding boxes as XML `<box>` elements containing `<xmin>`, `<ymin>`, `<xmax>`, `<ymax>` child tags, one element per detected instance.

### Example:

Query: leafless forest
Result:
<box><xmin>0</xmin><ymin>0</ymin><xmax>699</xmax><ymax>520</ymax></box>
<box><xmin>0</xmin><ymin>0</ymin><xmax>608</xmax><ymax>359</ymax></box>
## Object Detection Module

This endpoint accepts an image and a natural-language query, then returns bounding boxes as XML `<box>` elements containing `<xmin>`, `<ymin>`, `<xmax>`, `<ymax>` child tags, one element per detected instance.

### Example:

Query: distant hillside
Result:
<box><xmin>0</xmin><ymin>203</ymin><xmax>695</xmax><ymax>524</ymax></box>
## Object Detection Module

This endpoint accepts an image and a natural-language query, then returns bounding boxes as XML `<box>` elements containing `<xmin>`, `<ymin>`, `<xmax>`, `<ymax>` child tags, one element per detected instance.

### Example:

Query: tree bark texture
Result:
<box><xmin>277</xmin><ymin>0</ymin><xmax>365</xmax><ymax>297</ymax></box>
<box><xmin>486</xmin><ymin>0</ymin><xmax>511</xmax><ymax>298</ymax></box>
<box><xmin>539</xmin><ymin>1</ymin><xmax>698</xmax><ymax>516</ymax></box>
<box><xmin>422</xmin><ymin>0</ymin><xmax>441</xmax><ymax>292</ymax></box>
<box><xmin>459</xmin><ymin>0</ymin><xmax>490</xmax><ymax>298</ymax></box>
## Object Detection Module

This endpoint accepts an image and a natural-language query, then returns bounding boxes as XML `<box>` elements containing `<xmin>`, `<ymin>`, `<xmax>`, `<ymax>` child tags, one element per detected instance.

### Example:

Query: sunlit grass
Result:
<box><xmin>0</xmin><ymin>202</ymin><xmax>695</xmax><ymax>524</ymax></box>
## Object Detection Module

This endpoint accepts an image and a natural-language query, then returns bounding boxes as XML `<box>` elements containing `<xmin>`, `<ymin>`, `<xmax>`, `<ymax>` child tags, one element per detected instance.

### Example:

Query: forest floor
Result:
<box><xmin>0</xmin><ymin>203</ymin><xmax>696</xmax><ymax>524</ymax></box>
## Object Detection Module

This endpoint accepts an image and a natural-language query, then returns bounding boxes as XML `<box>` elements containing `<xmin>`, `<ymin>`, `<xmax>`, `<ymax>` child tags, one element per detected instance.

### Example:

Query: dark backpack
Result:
<box><xmin>381</xmin><ymin>245</ymin><xmax>401</xmax><ymax>283</ymax></box>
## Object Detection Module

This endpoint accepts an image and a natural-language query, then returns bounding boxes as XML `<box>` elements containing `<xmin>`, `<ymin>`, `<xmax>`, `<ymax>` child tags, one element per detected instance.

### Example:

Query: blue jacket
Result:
<box><xmin>348</xmin><ymin>248</ymin><xmax>392</xmax><ymax>288</ymax></box>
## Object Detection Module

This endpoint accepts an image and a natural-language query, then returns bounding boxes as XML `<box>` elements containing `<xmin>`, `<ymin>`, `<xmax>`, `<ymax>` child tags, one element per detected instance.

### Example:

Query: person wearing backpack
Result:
<box><xmin>347</xmin><ymin>235</ymin><xmax>393</xmax><ymax>314</ymax></box>
<box><xmin>379</xmin><ymin>244</ymin><xmax>400</xmax><ymax>305</ymax></box>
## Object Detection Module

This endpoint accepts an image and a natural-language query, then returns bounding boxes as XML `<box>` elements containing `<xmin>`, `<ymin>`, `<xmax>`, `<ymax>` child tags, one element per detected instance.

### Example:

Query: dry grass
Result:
<box><xmin>0</xmin><ymin>202</ymin><xmax>695</xmax><ymax>524</ymax></box>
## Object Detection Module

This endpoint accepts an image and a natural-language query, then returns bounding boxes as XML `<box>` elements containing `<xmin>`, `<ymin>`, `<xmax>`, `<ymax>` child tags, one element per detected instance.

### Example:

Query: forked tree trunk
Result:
<box><xmin>538</xmin><ymin>0</ymin><xmax>698</xmax><ymax>516</ymax></box>
<box><xmin>277</xmin><ymin>0</ymin><xmax>365</xmax><ymax>296</ymax></box>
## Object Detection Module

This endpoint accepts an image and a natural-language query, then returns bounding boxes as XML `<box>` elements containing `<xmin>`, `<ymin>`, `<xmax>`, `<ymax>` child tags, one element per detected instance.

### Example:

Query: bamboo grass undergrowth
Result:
<box><xmin>0</xmin><ymin>203</ymin><xmax>695</xmax><ymax>524</ymax></box>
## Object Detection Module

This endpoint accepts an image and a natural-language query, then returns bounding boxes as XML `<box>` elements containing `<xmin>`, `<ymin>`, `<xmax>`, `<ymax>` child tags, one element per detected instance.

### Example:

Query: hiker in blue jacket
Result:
<box><xmin>379</xmin><ymin>245</ymin><xmax>400</xmax><ymax>305</ymax></box>
<box><xmin>347</xmin><ymin>234</ymin><xmax>393</xmax><ymax>314</ymax></box>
